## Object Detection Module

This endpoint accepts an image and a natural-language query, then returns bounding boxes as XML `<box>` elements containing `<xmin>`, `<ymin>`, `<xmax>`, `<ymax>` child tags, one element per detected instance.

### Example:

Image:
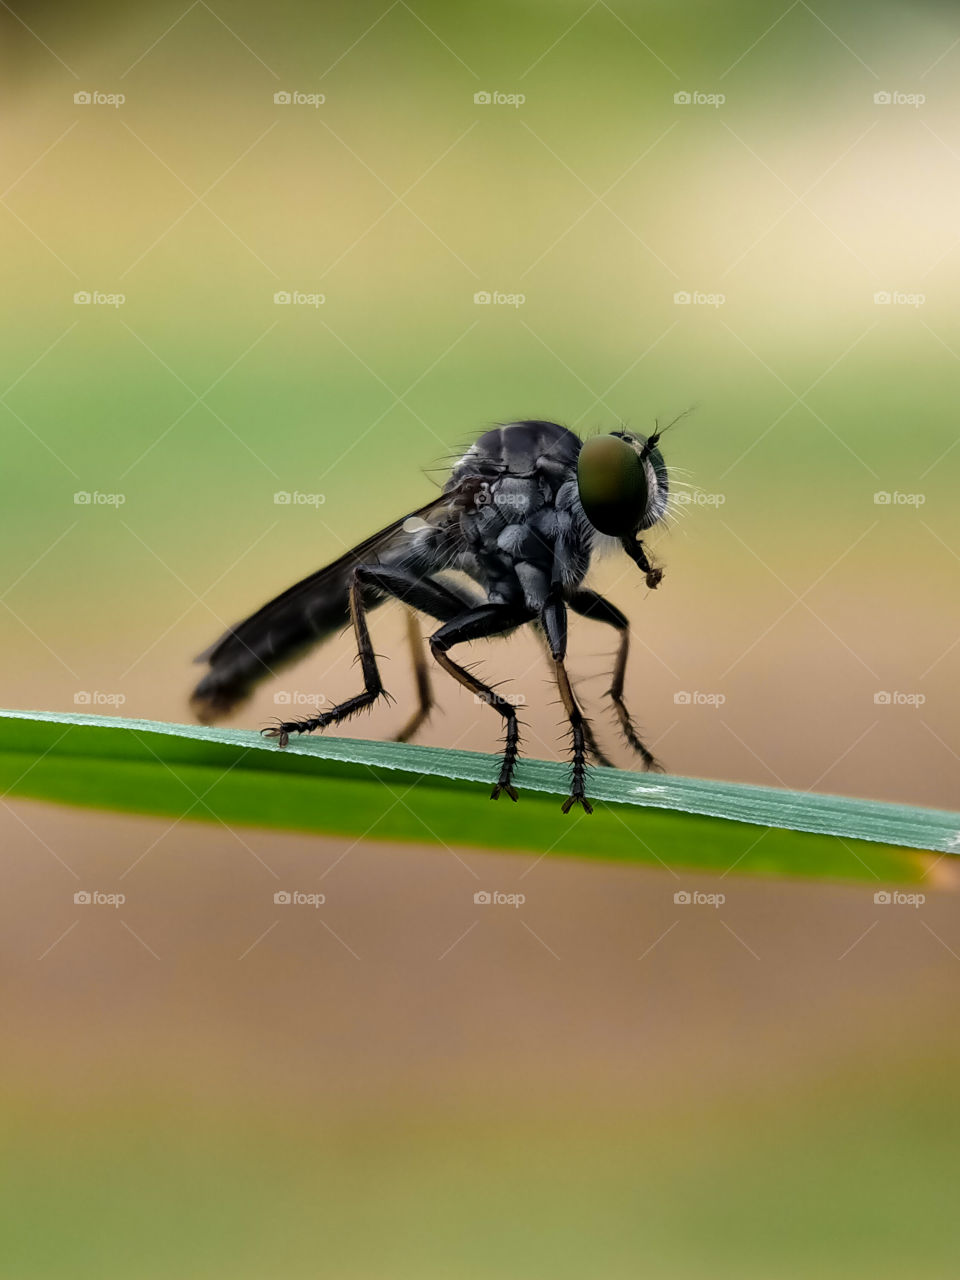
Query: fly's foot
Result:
<box><xmin>561</xmin><ymin>793</ymin><xmax>593</xmax><ymax>815</ymax></box>
<box><xmin>261</xmin><ymin>723</ymin><xmax>290</xmax><ymax>748</ymax></box>
<box><xmin>260</xmin><ymin>714</ymin><xmax>326</xmax><ymax>748</ymax></box>
<box><xmin>489</xmin><ymin>713</ymin><xmax>520</xmax><ymax>803</ymax></box>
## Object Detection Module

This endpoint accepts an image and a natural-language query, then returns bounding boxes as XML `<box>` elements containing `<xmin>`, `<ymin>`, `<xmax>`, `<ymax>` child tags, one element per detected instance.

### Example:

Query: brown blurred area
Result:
<box><xmin>5</xmin><ymin>798</ymin><xmax>959</xmax><ymax>1103</ymax></box>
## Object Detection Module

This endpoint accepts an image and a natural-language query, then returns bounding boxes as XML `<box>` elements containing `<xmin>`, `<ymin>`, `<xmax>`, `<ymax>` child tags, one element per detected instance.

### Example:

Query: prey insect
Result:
<box><xmin>191</xmin><ymin>419</ymin><xmax>673</xmax><ymax>813</ymax></box>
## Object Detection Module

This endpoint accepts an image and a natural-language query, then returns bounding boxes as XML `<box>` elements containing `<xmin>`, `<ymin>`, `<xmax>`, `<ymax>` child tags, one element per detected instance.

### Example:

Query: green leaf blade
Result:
<box><xmin>0</xmin><ymin>709</ymin><xmax>955</xmax><ymax>883</ymax></box>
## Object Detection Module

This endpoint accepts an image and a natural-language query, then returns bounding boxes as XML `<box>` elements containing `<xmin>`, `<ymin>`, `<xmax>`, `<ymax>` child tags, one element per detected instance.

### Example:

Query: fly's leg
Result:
<box><xmin>533</xmin><ymin>624</ymin><xmax>613</xmax><ymax>767</ymax></box>
<box><xmin>579</xmin><ymin>717</ymin><xmax>613</xmax><ymax>769</ymax></box>
<box><xmin>567</xmin><ymin>589</ymin><xmax>664</xmax><ymax>772</ymax></box>
<box><xmin>429</xmin><ymin>604</ymin><xmax>533</xmax><ymax>801</ymax></box>
<box><xmin>393</xmin><ymin>610</ymin><xmax>434</xmax><ymax>743</ymax></box>
<box><xmin>262</xmin><ymin>567</ymin><xmax>467</xmax><ymax>746</ymax></box>
<box><xmin>620</xmin><ymin>536</ymin><xmax>663</xmax><ymax>590</ymax></box>
<box><xmin>262</xmin><ymin>571</ymin><xmax>383</xmax><ymax>745</ymax></box>
<box><xmin>541</xmin><ymin>592</ymin><xmax>593</xmax><ymax>815</ymax></box>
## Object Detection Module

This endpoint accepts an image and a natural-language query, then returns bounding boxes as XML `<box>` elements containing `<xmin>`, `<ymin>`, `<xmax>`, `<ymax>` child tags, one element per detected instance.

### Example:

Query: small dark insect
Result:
<box><xmin>191</xmin><ymin>419</ymin><xmax>674</xmax><ymax>813</ymax></box>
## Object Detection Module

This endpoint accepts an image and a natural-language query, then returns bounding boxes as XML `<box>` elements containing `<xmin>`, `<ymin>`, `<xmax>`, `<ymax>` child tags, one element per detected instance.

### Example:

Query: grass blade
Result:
<box><xmin>0</xmin><ymin>708</ymin><xmax>956</xmax><ymax>883</ymax></box>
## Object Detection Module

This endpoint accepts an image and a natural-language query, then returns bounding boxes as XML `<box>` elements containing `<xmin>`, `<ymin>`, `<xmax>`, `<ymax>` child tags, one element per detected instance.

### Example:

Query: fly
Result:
<box><xmin>191</xmin><ymin>419</ymin><xmax>675</xmax><ymax>814</ymax></box>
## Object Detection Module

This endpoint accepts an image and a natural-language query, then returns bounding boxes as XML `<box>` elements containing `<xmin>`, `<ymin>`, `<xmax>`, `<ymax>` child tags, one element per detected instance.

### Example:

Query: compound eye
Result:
<box><xmin>577</xmin><ymin>434</ymin><xmax>648</xmax><ymax>536</ymax></box>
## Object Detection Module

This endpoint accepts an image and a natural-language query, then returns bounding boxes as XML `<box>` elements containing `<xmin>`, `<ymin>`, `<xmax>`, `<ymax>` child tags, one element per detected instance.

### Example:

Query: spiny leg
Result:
<box><xmin>393</xmin><ymin>609</ymin><xmax>434</xmax><ymax>743</ymax></box>
<box><xmin>429</xmin><ymin>603</ymin><xmax>533</xmax><ymax>801</ymax></box>
<box><xmin>533</xmin><ymin>622</ymin><xmax>613</xmax><ymax>767</ymax></box>
<box><xmin>393</xmin><ymin>574</ymin><xmax>483</xmax><ymax>744</ymax></box>
<box><xmin>541</xmin><ymin>592</ymin><xmax>593</xmax><ymax>814</ymax></box>
<box><xmin>262</xmin><ymin>567</ymin><xmax>468</xmax><ymax>747</ymax></box>
<box><xmin>567</xmin><ymin>589</ymin><xmax>664</xmax><ymax>772</ymax></box>
<box><xmin>582</xmin><ymin>719</ymin><xmax>612</xmax><ymax>768</ymax></box>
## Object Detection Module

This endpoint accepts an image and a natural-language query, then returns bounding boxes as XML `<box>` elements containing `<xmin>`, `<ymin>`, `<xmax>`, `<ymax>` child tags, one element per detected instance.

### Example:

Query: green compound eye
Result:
<box><xmin>577</xmin><ymin>434</ymin><xmax>649</xmax><ymax>535</ymax></box>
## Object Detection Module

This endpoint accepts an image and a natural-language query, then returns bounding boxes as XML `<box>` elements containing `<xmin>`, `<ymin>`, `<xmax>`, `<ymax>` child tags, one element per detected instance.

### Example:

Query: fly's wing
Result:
<box><xmin>190</xmin><ymin>488</ymin><xmax>470</xmax><ymax>722</ymax></box>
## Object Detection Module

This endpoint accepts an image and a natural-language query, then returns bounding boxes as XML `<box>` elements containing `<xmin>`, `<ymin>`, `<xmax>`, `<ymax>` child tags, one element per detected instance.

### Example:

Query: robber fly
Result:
<box><xmin>191</xmin><ymin>419</ymin><xmax>672</xmax><ymax>813</ymax></box>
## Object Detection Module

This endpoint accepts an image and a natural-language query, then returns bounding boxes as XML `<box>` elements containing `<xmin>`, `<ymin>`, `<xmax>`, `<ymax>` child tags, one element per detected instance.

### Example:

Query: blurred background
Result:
<box><xmin>2</xmin><ymin>0</ymin><xmax>959</xmax><ymax>1275</ymax></box>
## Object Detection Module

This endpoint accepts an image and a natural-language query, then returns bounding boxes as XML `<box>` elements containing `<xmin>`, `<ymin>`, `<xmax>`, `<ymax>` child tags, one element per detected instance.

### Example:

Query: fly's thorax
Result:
<box><xmin>448</xmin><ymin>420</ymin><xmax>592</xmax><ymax>607</ymax></box>
<box><xmin>486</xmin><ymin>474</ymin><xmax>543</xmax><ymax>520</ymax></box>
<box><xmin>462</xmin><ymin>474</ymin><xmax>546</xmax><ymax>547</ymax></box>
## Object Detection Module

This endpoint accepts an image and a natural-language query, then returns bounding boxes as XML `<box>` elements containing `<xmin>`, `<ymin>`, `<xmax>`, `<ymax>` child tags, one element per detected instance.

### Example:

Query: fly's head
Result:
<box><xmin>576</xmin><ymin>427</ymin><xmax>670</xmax><ymax>588</ymax></box>
<box><xmin>576</xmin><ymin>428</ymin><xmax>668</xmax><ymax>537</ymax></box>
